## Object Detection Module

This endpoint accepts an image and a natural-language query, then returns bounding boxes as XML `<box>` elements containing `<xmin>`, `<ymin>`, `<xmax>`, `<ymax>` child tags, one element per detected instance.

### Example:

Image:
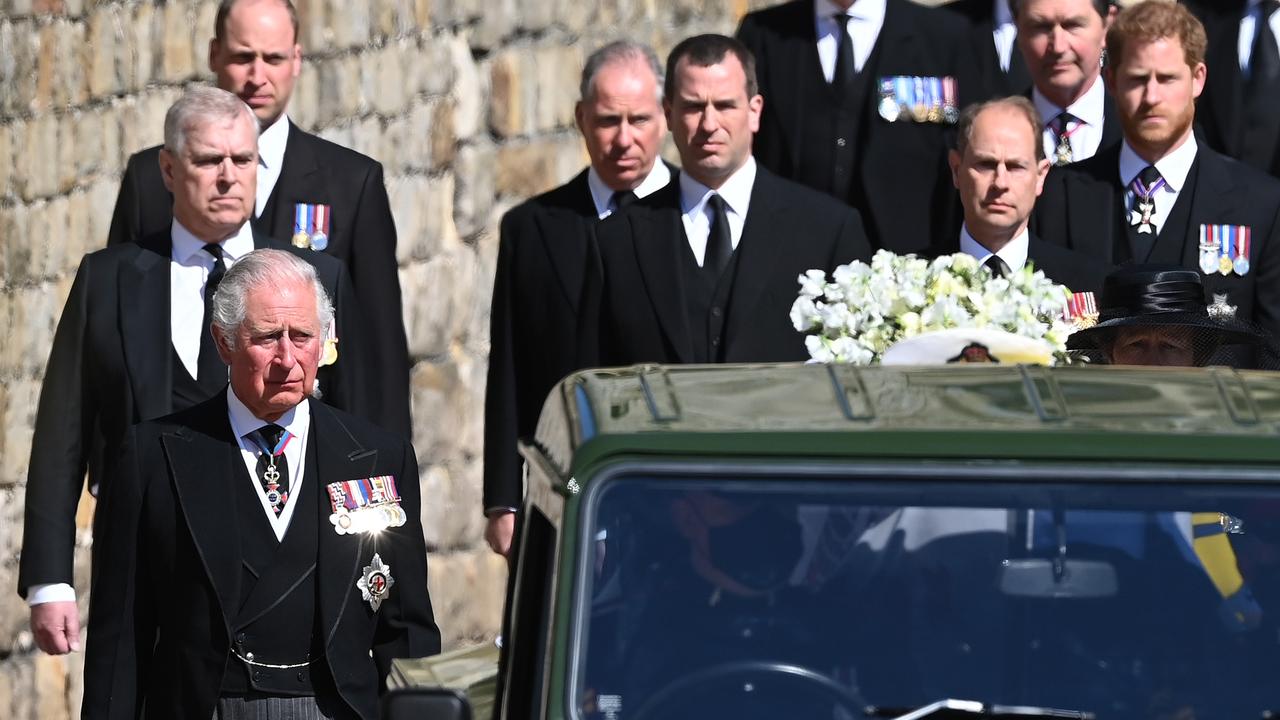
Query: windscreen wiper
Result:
<box><xmin>865</xmin><ymin>698</ymin><xmax>1095</xmax><ymax>719</ymax></box>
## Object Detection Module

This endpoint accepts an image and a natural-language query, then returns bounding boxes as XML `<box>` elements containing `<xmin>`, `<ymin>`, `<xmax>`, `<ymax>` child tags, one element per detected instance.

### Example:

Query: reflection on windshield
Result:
<box><xmin>575</xmin><ymin>477</ymin><xmax>1280</xmax><ymax>720</ymax></box>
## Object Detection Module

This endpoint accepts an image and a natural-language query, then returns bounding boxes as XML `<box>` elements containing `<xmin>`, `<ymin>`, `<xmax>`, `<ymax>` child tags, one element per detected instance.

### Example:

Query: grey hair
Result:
<box><xmin>211</xmin><ymin>249</ymin><xmax>334</xmax><ymax>351</ymax></box>
<box><xmin>579</xmin><ymin>40</ymin><xmax>664</xmax><ymax>103</ymax></box>
<box><xmin>163</xmin><ymin>86</ymin><xmax>258</xmax><ymax>156</ymax></box>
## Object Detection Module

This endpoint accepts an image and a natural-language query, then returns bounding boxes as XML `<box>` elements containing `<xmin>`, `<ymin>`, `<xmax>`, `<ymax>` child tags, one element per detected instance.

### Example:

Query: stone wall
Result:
<box><xmin>0</xmin><ymin>0</ymin><xmax>783</xmax><ymax>716</ymax></box>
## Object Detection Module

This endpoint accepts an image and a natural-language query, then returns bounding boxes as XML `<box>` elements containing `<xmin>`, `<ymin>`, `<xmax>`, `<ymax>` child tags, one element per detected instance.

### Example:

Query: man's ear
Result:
<box><xmin>213</xmin><ymin>326</ymin><xmax>234</xmax><ymax>365</ymax></box>
<box><xmin>947</xmin><ymin>149</ymin><xmax>962</xmax><ymax>189</ymax></box>
<box><xmin>159</xmin><ymin>148</ymin><xmax>176</xmax><ymax>193</ymax></box>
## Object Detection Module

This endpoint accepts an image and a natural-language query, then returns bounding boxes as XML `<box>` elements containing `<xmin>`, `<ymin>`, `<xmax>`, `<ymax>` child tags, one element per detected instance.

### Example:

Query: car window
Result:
<box><xmin>572</xmin><ymin>474</ymin><xmax>1280</xmax><ymax>720</ymax></box>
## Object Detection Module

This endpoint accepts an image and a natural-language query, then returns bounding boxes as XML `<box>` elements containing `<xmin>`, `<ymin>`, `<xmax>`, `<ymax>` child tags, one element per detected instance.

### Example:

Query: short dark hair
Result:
<box><xmin>1009</xmin><ymin>0</ymin><xmax>1111</xmax><ymax>22</ymax></box>
<box><xmin>214</xmin><ymin>0</ymin><xmax>300</xmax><ymax>44</ymax></box>
<box><xmin>1106</xmin><ymin>0</ymin><xmax>1207</xmax><ymax>70</ymax></box>
<box><xmin>954</xmin><ymin>96</ymin><xmax>1046</xmax><ymax>163</ymax></box>
<box><xmin>664</xmin><ymin>34</ymin><xmax>758</xmax><ymax>101</ymax></box>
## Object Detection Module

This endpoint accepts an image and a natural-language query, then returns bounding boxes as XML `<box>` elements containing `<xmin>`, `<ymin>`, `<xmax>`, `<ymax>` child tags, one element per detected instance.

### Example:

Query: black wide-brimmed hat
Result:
<box><xmin>1066</xmin><ymin>266</ymin><xmax>1264</xmax><ymax>357</ymax></box>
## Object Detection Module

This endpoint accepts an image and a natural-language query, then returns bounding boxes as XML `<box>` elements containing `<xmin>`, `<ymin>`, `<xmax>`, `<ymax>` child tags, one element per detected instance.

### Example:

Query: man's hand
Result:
<box><xmin>31</xmin><ymin>601</ymin><xmax>81</xmax><ymax>655</ymax></box>
<box><xmin>485</xmin><ymin>511</ymin><xmax>516</xmax><ymax>557</ymax></box>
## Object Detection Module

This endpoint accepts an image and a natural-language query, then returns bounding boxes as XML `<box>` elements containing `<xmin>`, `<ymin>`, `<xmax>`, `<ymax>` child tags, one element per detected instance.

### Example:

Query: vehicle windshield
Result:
<box><xmin>573</xmin><ymin>471</ymin><xmax>1280</xmax><ymax>720</ymax></box>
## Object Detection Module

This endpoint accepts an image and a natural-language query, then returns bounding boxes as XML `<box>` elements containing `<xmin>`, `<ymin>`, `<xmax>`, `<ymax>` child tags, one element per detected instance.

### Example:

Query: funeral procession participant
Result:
<box><xmin>736</xmin><ymin>0</ymin><xmax>973</xmax><ymax>252</ymax></box>
<box><xmin>1033</xmin><ymin>0</ymin><xmax>1280</xmax><ymax>337</ymax></box>
<box><xmin>82</xmin><ymin>249</ymin><xmax>439</xmax><ymax>720</ymax></box>
<box><xmin>926</xmin><ymin>96</ymin><xmax>1110</xmax><ymax>291</ymax></box>
<box><xmin>106</xmin><ymin>0</ymin><xmax>411</xmax><ymax>438</ymax></box>
<box><xmin>583</xmin><ymin>34</ymin><xmax>871</xmax><ymax>367</ymax></box>
<box><xmin>1184</xmin><ymin>0</ymin><xmax>1280</xmax><ymax>178</ymax></box>
<box><xmin>944</xmin><ymin>0</ymin><xmax>1034</xmax><ymax>97</ymax></box>
<box><xmin>19</xmin><ymin>87</ymin><xmax>370</xmax><ymax>657</ymax></box>
<box><xmin>483</xmin><ymin>41</ymin><xmax>673</xmax><ymax>557</ymax></box>
<box><xmin>1012</xmin><ymin>0</ymin><xmax>1123</xmax><ymax>166</ymax></box>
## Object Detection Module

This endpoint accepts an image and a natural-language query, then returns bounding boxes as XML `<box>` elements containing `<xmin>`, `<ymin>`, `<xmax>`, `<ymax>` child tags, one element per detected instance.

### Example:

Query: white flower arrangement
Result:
<box><xmin>791</xmin><ymin>250</ymin><xmax>1075</xmax><ymax>364</ymax></box>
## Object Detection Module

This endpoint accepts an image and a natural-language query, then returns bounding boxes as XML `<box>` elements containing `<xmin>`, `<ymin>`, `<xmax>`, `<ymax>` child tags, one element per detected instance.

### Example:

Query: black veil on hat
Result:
<box><xmin>1066</xmin><ymin>265</ymin><xmax>1274</xmax><ymax>367</ymax></box>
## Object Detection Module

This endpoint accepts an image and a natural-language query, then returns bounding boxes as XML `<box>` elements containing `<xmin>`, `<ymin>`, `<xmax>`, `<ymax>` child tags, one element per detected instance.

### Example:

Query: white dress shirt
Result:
<box><xmin>992</xmin><ymin>0</ymin><xmax>1017</xmax><ymax>73</ymax></box>
<box><xmin>256</xmin><ymin>113</ymin><xmax>290</xmax><ymax>218</ymax></box>
<box><xmin>227</xmin><ymin>386</ymin><xmax>312</xmax><ymax>541</ymax></box>
<box><xmin>814</xmin><ymin>0</ymin><xmax>887</xmax><ymax>80</ymax></box>
<box><xmin>960</xmin><ymin>224</ymin><xmax>1030</xmax><ymax>272</ymax></box>
<box><xmin>1033</xmin><ymin>77</ymin><xmax>1107</xmax><ymax>163</ymax></box>
<box><xmin>1118</xmin><ymin>134</ymin><xmax>1199</xmax><ymax>234</ymax></box>
<box><xmin>1238</xmin><ymin>0</ymin><xmax>1280</xmax><ymax>73</ymax></box>
<box><xmin>586</xmin><ymin>160</ymin><xmax>673</xmax><ymax>220</ymax></box>
<box><xmin>679</xmin><ymin>158</ymin><xmax>757</xmax><ymax>266</ymax></box>
<box><xmin>170</xmin><ymin>220</ymin><xmax>255</xmax><ymax>381</ymax></box>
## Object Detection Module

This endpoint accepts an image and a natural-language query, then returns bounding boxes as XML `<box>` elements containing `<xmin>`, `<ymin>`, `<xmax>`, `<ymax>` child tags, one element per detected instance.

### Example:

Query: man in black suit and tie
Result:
<box><xmin>83</xmin><ymin>248</ymin><xmax>439</xmax><ymax>720</ymax></box>
<box><xmin>944</xmin><ymin>0</ymin><xmax>1033</xmax><ymax>97</ymax></box>
<box><xmin>19</xmin><ymin>87</ymin><xmax>369</xmax><ymax>658</ymax></box>
<box><xmin>586</xmin><ymin>34</ymin><xmax>871</xmax><ymax>367</ymax></box>
<box><xmin>736</xmin><ymin>0</ymin><xmax>972</xmax><ymax>252</ymax></box>
<box><xmin>483</xmin><ymin>41</ymin><xmax>673</xmax><ymax>557</ymax></box>
<box><xmin>1033</xmin><ymin>1</ymin><xmax>1280</xmax><ymax>336</ymax></box>
<box><xmin>1012</xmin><ymin>0</ymin><xmax>1122</xmax><ymax>166</ymax></box>
<box><xmin>927</xmin><ymin>96</ymin><xmax>1110</xmax><ymax>292</ymax></box>
<box><xmin>106</xmin><ymin>0</ymin><xmax>411</xmax><ymax>438</ymax></box>
<box><xmin>1184</xmin><ymin>0</ymin><xmax>1280</xmax><ymax>178</ymax></box>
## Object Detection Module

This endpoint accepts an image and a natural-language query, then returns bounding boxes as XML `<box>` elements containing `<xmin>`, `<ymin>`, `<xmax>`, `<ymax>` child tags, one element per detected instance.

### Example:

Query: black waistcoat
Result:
<box><xmin>795</xmin><ymin>43</ymin><xmax>880</xmax><ymax>206</ymax></box>
<box><xmin>221</xmin><ymin>431</ymin><xmax>325</xmax><ymax>697</ymax></box>
<box><xmin>680</xmin><ymin>238</ymin><xmax>740</xmax><ymax>364</ymax></box>
<box><xmin>170</xmin><ymin>347</ymin><xmax>215</xmax><ymax>411</ymax></box>
<box><xmin>1118</xmin><ymin>161</ymin><xmax>1201</xmax><ymax>264</ymax></box>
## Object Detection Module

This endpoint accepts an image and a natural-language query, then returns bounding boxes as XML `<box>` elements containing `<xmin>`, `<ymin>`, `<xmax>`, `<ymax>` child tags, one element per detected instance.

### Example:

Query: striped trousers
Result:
<box><xmin>212</xmin><ymin>695</ymin><xmax>340</xmax><ymax>720</ymax></box>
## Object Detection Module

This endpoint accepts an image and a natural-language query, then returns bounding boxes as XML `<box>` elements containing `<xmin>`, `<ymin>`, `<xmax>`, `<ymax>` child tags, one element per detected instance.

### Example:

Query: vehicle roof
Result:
<box><xmin>527</xmin><ymin>363</ymin><xmax>1280</xmax><ymax>479</ymax></box>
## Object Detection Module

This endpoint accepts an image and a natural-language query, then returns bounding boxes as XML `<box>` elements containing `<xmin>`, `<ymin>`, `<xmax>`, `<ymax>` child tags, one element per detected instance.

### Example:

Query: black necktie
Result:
<box><xmin>984</xmin><ymin>255</ymin><xmax>1010</xmax><ymax>279</ymax></box>
<box><xmin>832</xmin><ymin>13</ymin><xmax>856</xmax><ymax>96</ymax></box>
<box><xmin>704</xmin><ymin>194</ymin><xmax>733</xmax><ymax>280</ymax></box>
<box><xmin>611</xmin><ymin>190</ymin><xmax>638</xmax><ymax>212</ymax></box>
<box><xmin>1050</xmin><ymin>112</ymin><xmax>1077</xmax><ymax>166</ymax></box>
<box><xmin>252</xmin><ymin>424</ymin><xmax>290</xmax><ymax>516</ymax></box>
<box><xmin>1243</xmin><ymin>0</ymin><xmax>1280</xmax><ymax>168</ymax></box>
<box><xmin>196</xmin><ymin>243</ymin><xmax>227</xmax><ymax>390</ymax></box>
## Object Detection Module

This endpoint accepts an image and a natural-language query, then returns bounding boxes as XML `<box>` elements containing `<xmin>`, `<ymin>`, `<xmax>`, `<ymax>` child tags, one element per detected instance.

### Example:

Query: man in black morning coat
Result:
<box><xmin>18</xmin><ymin>88</ymin><xmax>369</xmax><ymax>659</ymax></box>
<box><xmin>1033</xmin><ymin>1</ymin><xmax>1280</xmax><ymax>336</ymax></box>
<box><xmin>943</xmin><ymin>0</ymin><xmax>1033</xmax><ymax>98</ymax></box>
<box><xmin>737</xmin><ymin>0</ymin><xmax>973</xmax><ymax>252</ymax></box>
<box><xmin>482</xmin><ymin>41</ymin><xmax>674</xmax><ymax>557</ymax></box>
<box><xmin>82</xmin><ymin>248</ymin><xmax>438</xmax><ymax>720</ymax></box>
<box><xmin>584</xmin><ymin>35</ymin><xmax>871</xmax><ymax>367</ymax></box>
<box><xmin>105</xmin><ymin>0</ymin><xmax>411</xmax><ymax>438</ymax></box>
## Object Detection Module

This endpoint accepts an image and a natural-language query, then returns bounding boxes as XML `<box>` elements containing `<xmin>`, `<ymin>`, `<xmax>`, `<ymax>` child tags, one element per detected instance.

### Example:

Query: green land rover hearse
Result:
<box><xmin>385</xmin><ymin>362</ymin><xmax>1280</xmax><ymax>720</ymax></box>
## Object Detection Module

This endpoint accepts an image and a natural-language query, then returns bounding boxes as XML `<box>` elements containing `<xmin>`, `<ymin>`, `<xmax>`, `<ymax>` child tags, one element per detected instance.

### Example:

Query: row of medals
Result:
<box><xmin>292</xmin><ymin>230</ymin><xmax>329</xmax><ymax>252</ymax></box>
<box><xmin>878</xmin><ymin>95</ymin><xmax>958</xmax><ymax>124</ymax></box>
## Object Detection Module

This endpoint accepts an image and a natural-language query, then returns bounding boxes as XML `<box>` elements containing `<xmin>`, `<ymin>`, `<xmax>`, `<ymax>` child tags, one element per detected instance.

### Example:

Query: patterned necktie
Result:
<box><xmin>984</xmin><ymin>254</ymin><xmax>1010</xmax><ymax>279</ymax></box>
<box><xmin>1050</xmin><ymin>112</ymin><xmax>1077</xmax><ymax>167</ymax></box>
<box><xmin>1130</xmin><ymin>165</ymin><xmax>1165</xmax><ymax>236</ymax></box>
<box><xmin>196</xmin><ymin>243</ymin><xmax>227</xmax><ymax>389</ymax></box>
<box><xmin>251</xmin><ymin>424</ymin><xmax>291</xmax><ymax>516</ymax></box>
<box><xmin>832</xmin><ymin>13</ymin><xmax>856</xmax><ymax>96</ymax></box>
<box><xmin>704</xmin><ymin>193</ymin><xmax>733</xmax><ymax>280</ymax></box>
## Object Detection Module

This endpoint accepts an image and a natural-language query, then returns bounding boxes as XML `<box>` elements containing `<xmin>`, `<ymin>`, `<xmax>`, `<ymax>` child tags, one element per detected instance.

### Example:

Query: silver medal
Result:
<box><xmin>357</xmin><ymin>553</ymin><xmax>394</xmax><ymax>611</ymax></box>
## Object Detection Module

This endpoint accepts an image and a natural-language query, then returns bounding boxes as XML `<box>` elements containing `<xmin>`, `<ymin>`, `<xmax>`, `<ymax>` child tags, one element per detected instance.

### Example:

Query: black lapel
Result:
<box><xmin>1100</xmin><ymin>92</ymin><xmax>1123</xmax><ymax>150</ymax></box>
<box><xmin>1204</xmin><ymin>16</ymin><xmax>1245</xmax><ymax>156</ymax></box>
<box><xmin>311</xmin><ymin>401</ymin><xmax>380</xmax><ymax>647</ymax></box>
<box><xmin>258</xmin><ymin>123</ymin><xmax>325</xmax><ymax>241</ymax></box>
<box><xmin>536</xmin><ymin>170</ymin><xmax>595</xmax><ymax>311</ymax></box>
<box><xmin>162</xmin><ymin>395</ymin><xmax>243</xmax><ymax>632</ymax></box>
<box><xmin>234</xmin><ymin>429</ymin><xmax>321</xmax><ymax>629</ymax></box>
<box><xmin>1066</xmin><ymin>148</ymin><xmax>1124</xmax><ymax>261</ymax></box>
<box><xmin>723</xmin><ymin>171</ymin><xmax>790</xmax><ymax>346</ymax></box>
<box><xmin>1163</xmin><ymin>150</ymin><xmax>1235</xmax><ymax>267</ymax></box>
<box><xmin>120</xmin><ymin>231</ymin><xmax>175</xmax><ymax>420</ymax></box>
<box><xmin>628</xmin><ymin>200</ymin><xmax>696</xmax><ymax>363</ymax></box>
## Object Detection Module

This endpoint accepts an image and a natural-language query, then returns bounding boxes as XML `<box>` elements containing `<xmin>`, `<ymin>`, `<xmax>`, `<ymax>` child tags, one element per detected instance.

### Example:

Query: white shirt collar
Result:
<box><xmin>226</xmin><ymin>384</ymin><xmax>311</xmax><ymax>444</ymax></box>
<box><xmin>1032</xmin><ymin>74</ymin><xmax>1106</xmax><ymax>128</ymax></box>
<box><xmin>679</xmin><ymin>156</ymin><xmax>757</xmax><ymax>218</ymax></box>
<box><xmin>960</xmin><ymin>224</ymin><xmax>1030</xmax><ymax>272</ymax></box>
<box><xmin>170</xmin><ymin>219</ymin><xmax>256</xmax><ymax>263</ymax></box>
<box><xmin>258</xmin><ymin>113</ymin><xmax>290</xmax><ymax>171</ymax></box>
<box><xmin>994</xmin><ymin>0</ymin><xmax>1013</xmax><ymax>27</ymax></box>
<box><xmin>815</xmin><ymin>0</ymin><xmax>886</xmax><ymax>24</ymax></box>
<box><xmin>586</xmin><ymin>160</ymin><xmax>673</xmax><ymax>219</ymax></box>
<box><xmin>1118</xmin><ymin>133</ymin><xmax>1199</xmax><ymax>192</ymax></box>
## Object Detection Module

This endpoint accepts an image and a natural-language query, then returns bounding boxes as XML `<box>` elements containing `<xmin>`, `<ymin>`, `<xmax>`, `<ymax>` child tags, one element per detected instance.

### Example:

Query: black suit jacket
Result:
<box><xmin>82</xmin><ymin>396</ymin><xmax>440</xmax><ymax>720</ymax></box>
<box><xmin>942</xmin><ymin>0</ymin><xmax>1032</xmax><ymax>99</ymax></box>
<box><xmin>738</xmin><ymin>0</ymin><xmax>974</xmax><ymax>252</ymax></box>
<box><xmin>584</xmin><ymin>167</ymin><xmax>872</xmax><ymax>365</ymax></box>
<box><xmin>17</xmin><ymin>230</ymin><xmax>368</xmax><ymax>597</ymax></box>
<box><xmin>106</xmin><ymin>122</ymin><xmax>411</xmax><ymax>437</ymax></box>
<box><xmin>1033</xmin><ymin>143</ymin><xmax>1280</xmax><ymax>335</ymax></box>
<box><xmin>920</xmin><ymin>229</ymin><xmax>1113</xmax><ymax>293</ymax></box>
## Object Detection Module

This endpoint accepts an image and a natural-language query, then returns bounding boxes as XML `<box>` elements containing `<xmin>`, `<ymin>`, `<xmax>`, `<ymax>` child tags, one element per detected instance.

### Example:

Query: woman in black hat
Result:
<box><xmin>1067</xmin><ymin>265</ymin><xmax>1272</xmax><ymax>367</ymax></box>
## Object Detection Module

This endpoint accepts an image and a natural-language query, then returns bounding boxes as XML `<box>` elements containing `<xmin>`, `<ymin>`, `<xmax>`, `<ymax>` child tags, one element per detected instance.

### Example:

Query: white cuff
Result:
<box><xmin>28</xmin><ymin>583</ymin><xmax>76</xmax><ymax>606</ymax></box>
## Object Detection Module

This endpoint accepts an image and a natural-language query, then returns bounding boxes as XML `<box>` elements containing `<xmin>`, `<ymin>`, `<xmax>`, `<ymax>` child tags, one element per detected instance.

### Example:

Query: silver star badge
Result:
<box><xmin>357</xmin><ymin>552</ymin><xmax>395</xmax><ymax>612</ymax></box>
<box><xmin>1207</xmin><ymin>293</ymin><xmax>1237</xmax><ymax>320</ymax></box>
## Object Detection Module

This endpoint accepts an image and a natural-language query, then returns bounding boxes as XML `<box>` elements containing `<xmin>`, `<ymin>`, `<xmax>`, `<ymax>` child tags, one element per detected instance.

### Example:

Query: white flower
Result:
<box><xmin>798</xmin><ymin>269</ymin><xmax>828</xmax><ymax>299</ymax></box>
<box><xmin>790</xmin><ymin>296</ymin><xmax>820</xmax><ymax>332</ymax></box>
